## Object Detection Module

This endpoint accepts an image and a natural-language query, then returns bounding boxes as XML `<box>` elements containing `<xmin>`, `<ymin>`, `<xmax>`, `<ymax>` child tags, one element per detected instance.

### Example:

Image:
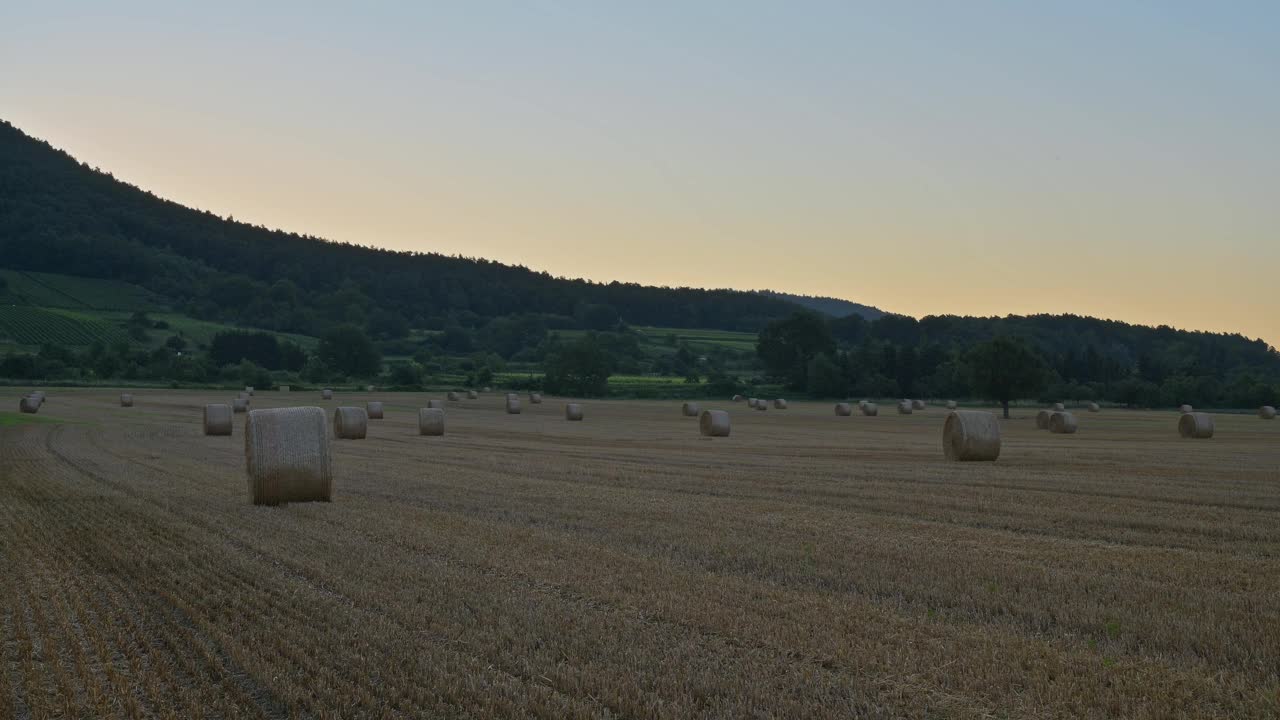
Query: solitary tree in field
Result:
<box><xmin>965</xmin><ymin>336</ymin><xmax>1048</xmax><ymax>418</ymax></box>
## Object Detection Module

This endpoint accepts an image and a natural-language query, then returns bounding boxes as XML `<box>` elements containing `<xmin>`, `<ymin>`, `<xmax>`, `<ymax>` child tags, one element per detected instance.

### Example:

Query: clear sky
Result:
<box><xmin>3</xmin><ymin>1</ymin><xmax>1277</xmax><ymax>346</ymax></box>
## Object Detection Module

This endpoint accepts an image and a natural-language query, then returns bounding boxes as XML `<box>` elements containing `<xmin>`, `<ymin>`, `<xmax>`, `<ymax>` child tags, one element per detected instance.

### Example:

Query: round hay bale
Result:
<box><xmin>911</xmin><ymin>399</ymin><xmax>925</xmax><ymax>411</ymax></box>
<box><xmin>467</xmin><ymin>390</ymin><xmax>478</xmax><ymax>400</ymax></box>
<box><xmin>321</xmin><ymin>389</ymin><xmax>334</xmax><ymax>400</ymax></box>
<box><xmin>366</xmin><ymin>385</ymin><xmax>375</xmax><ymax>392</ymax></box>
<box><xmin>29</xmin><ymin>390</ymin><xmax>45</xmax><ymax>403</ymax></box>
<box><xmin>245</xmin><ymin>386</ymin><xmax>255</xmax><ymax>396</ymax></box>
<box><xmin>529</xmin><ymin>392</ymin><xmax>543</xmax><ymax>404</ymax></box>
<box><xmin>945</xmin><ymin>400</ymin><xmax>958</xmax><ymax>410</ymax></box>
<box><xmin>773</xmin><ymin>399</ymin><xmax>788</xmax><ymax>410</ymax></box>
<box><xmin>897</xmin><ymin>401</ymin><xmax>912</xmax><ymax>415</ymax></box>
<box><xmin>245</xmin><ymin>406</ymin><xmax>332</xmax><ymax>506</ymax></box>
<box><xmin>565</xmin><ymin>403</ymin><xmax>583</xmax><ymax>421</ymax></box>
<box><xmin>858</xmin><ymin>399</ymin><xmax>868</xmax><ymax>408</ymax></box>
<box><xmin>747</xmin><ymin>397</ymin><xmax>759</xmax><ymax>409</ymax></box>
<box><xmin>427</xmin><ymin>399</ymin><xmax>444</xmax><ymax>409</ymax></box>
<box><xmin>1052</xmin><ymin>402</ymin><xmax>1065</xmax><ymax>411</ymax></box>
<box><xmin>943</xmin><ymin>410</ymin><xmax>1001</xmax><ymax>461</ymax></box>
<box><xmin>861</xmin><ymin>402</ymin><xmax>878</xmax><ymax>416</ymax></box>
<box><xmin>233</xmin><ymin>398</ymin><xmax>249</xmax><ymax>414</ymax></box>
<box><xmin>203</xmin><ymin>404</ymin><xmax>233</xmax><ymax>436</ymax></box>
<box><xmin>506</xmin><ymin>396</ymin><xmax>521</xmax><ymax>414</ymax></box>
<box><xmin>834</xmin><ymin>402</ymin><xmax>852</xmax><ymax>416</ymax></box>
<box><xmin>483</xmin><ymin>386</ymin><xmax>492</xmax><ymax>393</ymax></box>
<box><xmin>120</xmin><ymin>393</ymin><xmax>134</xmax><ymax>407</ymax></box>
<box><xmin>1260</xmin><ymin>406</ymin><xmax>1277</xmax><ymax>420</ymax></box>
<box><xmin>755</xmin><ymin>402</ymin><xmax>768</xmax><ymax>412</ymax></box>
<box><xmin>732</xmin><ymin>394</ymin><xmax>745</xmax><ymax>402</ymax></box>
<box><xmin>334</xmin><ymin>406</ymin><xmax>368</xmax><ymax>439</ymax></box>
<box><xmin>1048</xmin><ymin>411</ymin><xmax>1078</xmax><ymax>434</ymax></box>
<box><xmin>366</xmin><ymin>401</ymin><xmax>384</xmax><ymax>420</ymax></box>
<box><xmin>1178</xmin><ymin>412</ymin><xmax>1214</xmax><ymax>439</ymax></box>
<box><xmin>447</xmin><ymin>391</ymin><xmax>460</xmax><ymax>402</ymax></box>
<box><xmin>418</xmin><ymin>407</ymin><xmax>445</xmax><ymax>436</ymax></box>
<box><xmin>237</xmin><ymin>392</ymin><xmax>250</xmax><ymax>401</ymax></box>
<box><xmin>700</xmin><ymin>409</ymin><xmax>730</xmax><ymax>437</ymax></box>
<box><xmin>682</xmin><ymin>402</ymin><xmax>701</xmax><ymax>417</ymax></box>
<box><xmin>19</xmin><ymin>396</ymin><xmax>40</xmax><ymax>414</ymax></box>
<box><xmin>1088</xmin><ymin>402</ymin><xmax>1100</xmax><ymax>413</ymax></box>
<box><xmin>1035</xmin><ymin>410</ymin><xmax>1051</xmax><ymax>430</ymax></box>
<box><xmin>1178</xmin><ymin>404</ymin><xmax>1194</xmax><ymax>414</ymax></box>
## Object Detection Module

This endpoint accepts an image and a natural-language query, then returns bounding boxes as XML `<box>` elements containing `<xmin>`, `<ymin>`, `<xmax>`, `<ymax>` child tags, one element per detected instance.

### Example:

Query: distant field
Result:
<box><xmin>0</xmin><ymin>269</ymin><xmax>166</xmax><ymax>312</ymax></box>
<box><xmin>1</xmin><ymin>391</ymin><xmax>1278</xmax><ymax>717</ymax></box>
<box><xmin>0</xmin><ymin>305</ymin><xmax>129</xmax><ymax>346</ymax></box>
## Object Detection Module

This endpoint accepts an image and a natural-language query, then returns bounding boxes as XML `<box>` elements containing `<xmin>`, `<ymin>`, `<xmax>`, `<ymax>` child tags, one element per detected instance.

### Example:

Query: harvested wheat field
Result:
<box><xmin>2</xmin><ymin>389</ymin><xmax>1279</xmax><ymax>719</ymax></box>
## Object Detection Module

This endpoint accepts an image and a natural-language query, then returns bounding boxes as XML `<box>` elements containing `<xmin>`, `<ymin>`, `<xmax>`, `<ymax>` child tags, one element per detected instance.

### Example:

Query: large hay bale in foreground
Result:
<box><xmin>945</xmin><ymin>400</ymin><xmax>958</xmax><ymax>410</ymax></box>
<box><xmin>233</xmin><ymin>398</ymin><xmax>249</xmax><ymax>414</ymax></box>
<box><xmin>203</xmin><ymin>404</ymin><xmax>233</xmax><ymax>436</ymax></box>
<box><xmin>19</xmin><ymin>396</ymin><xmax>40</xmax><ymax>414</ymax></box>
<box><xmin>773</xmin><ymin>399</ymin><xmax>788</xmax><ymax>409</ymax></box>
<box><xmin>1179</xmin><ymin>404</ymin><xmax>1194</xmax><ymax>414</ymax></box>
<box><xmin>506</xmin><ymin>396</ymin><xmax>521</xmax><ymax>414</ymax></box>
<box><xmin>897</xmin><ymin>401</ymin><xmax>912</xmax><ymax>415</ymax></box>
<box><xmin>447</xmin><ymin>391</ymin><xmax>460</xmax><ymax>402</ymax></box>
<box><xmin>861</xmin><ymin>402</ymin><xmax>878</xmax><ymax>416</ymax></box>
<box><xmin>682</xmin><ymin>402</ymin><xmax>701</xmax><ymax>417</ymax></box>
<box><xmin>418</xmin><ymin>407</ymin><xmax>445</xmax><ymax>436</ymax></box>
<box><xmin>700</xmin><ymin>409</ymin><xmax>730</xmax><ymax>437</ymax></box>
<box><xmin>911</xmin><ymin>399</ymin><xmax>925</xmax><ymax>411</ymax></box>
<box><xmin>565</xmin><ymin>403</ymin><xmax>583</xmax><ymax>421</ymax></box>
<box><xmin>334</xmin><ymin>407</ymin><xmax>368</xmax><ymax>439</ymax></box>
<box><xmin>834</xmin><ymin>403</ymin><xmax>852</xmax><ymax>416</ymax></box>
<box><xmin>1052</xmin><ymin>402</ymin><xmax>1065</xmax><ymax>411</ymax></box>
<box><xmin>467</xmin><ymin>390</ymin><xmax>478</xmax><ymax>400</ymax></box>
<box><xmin>1260</xmin><ymin>406</ymin><xmax>1277</xmax><ymax>420</ymax></box>
<box><xmin>1048</xmin><ymin>411</ymin><xmax>1078</xmax><ymax>434</ymax></box>
<box><xmin>943</xmin><ymin>410</ymin><xmax>1001</xmax><ymax>461</ymax></box>
<box><xmin>366</xmin><ymin>401</ymin><xmax>384</xmax><ymax>420</ymax></box>
<box><xmin>1178</xmin><ymin>412</ymin><xmax>1214</xmax><ymax>439</ymax></box>
<box><xmin>427</xmin><ymin>399</ymin><xmax>444</xmax><ymax>409</ymax></box>
<box><xmin>1035</xmin><ymin>410</ymin><xmax>1051</xmax><ymax>430</ymax></box>
<box><xmin>1088</xmin><ymin>402</ymin><xmax>1100</xmax><ymax>413</ymax></box>
<box><xmin>120</xmin><ymin>393</ymin><xmax>134</xmax><ymax>407</ymax></box>
<box><xmin>321</xmin><ymin>389</ymin><xmax>333</xmax><ymax>400</ymax></box>
<box><xmin>245</xmin><ymin>407</ymin><xmax>332</xmax><ymax>506</ymax></box>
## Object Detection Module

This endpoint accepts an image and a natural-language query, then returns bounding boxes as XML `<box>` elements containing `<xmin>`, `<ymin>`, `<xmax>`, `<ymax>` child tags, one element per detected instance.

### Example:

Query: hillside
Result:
<box><xmin>756</xmin><ymin>290</ymin><xmax>885</xmax><ymax>321</ymax></box>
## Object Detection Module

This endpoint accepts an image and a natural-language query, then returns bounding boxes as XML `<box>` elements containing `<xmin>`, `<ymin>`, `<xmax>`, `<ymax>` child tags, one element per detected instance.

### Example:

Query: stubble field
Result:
<box><xmin>1</xmin><ymin>389</ymin><xmax>1278</xmax><ymax>719</ymax></box>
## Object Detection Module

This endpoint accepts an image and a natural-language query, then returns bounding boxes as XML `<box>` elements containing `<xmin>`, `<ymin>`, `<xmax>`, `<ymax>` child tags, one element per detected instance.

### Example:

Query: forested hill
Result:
<box><xmin>0</xmin><ymin>120</ymin><xmax>806</xmax><ymax>335</ymax></box>
<box><xmin>756</xmin><ymin>290</ymin><xmax>885</xmax><ymax>321</ymax></box>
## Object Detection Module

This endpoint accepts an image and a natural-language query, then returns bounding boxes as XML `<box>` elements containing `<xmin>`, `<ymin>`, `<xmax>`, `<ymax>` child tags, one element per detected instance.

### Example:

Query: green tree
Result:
<box><xmin>756</xmin><ymin>311</ymin><xmax>835</xmax><ymax>390</ymax></box>
<box><xmin>318</xmin><ymin>324</ymin><xmax>382</xmax><ymax>378</ymax></box>
<box><xmin>544</xmin><ymin>334</ymin><xmax>612</xmax><ymax>397</ymax></box>
<box><xmin>966</xmin><ymin>336</ymin><xmax>1049</xmax><ymax>418</ymax></box>
<box><xmin>807</xmin><ymin>353</ymin><xmax>847</xmax><ymax>397</ymax></box>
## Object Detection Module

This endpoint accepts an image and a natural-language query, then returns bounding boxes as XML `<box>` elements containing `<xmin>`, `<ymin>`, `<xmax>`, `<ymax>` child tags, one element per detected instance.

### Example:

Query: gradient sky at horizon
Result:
<box><xmin>3</xmin><ymin>1</ymin><xmax>1278</xmax><ymax>345</ymax></box>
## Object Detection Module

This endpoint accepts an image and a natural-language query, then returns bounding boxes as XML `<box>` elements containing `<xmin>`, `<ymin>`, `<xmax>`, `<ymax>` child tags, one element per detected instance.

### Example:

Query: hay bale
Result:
<box><xmin>237</xmin><ymin>392</ymin><xmax>250</xmax><ymax>401</ymax></box>
<box><xmin>943</xmin><ymin>410</ymin><xmax>1001</xmax><ymax>461</ymax></box>
<box><xmin>861</xmin><ymin>402</ymin><xmax>878</xmax><ymax>416</ymax></box>
<box><xmin>1260</xmin><ymin>406</ymin><xmax>1277</xmax><ymax>420</ymax></box>
<box><xmin>366</xmin><ymin>385</ymin><xmax>375</xmax><ymax>392</ymax></box>
<box><xmin>203</xmin><ymin>404</ymin><xmax>233</xmax><ymax>436</ymax></box>
<box><xmin>418</xmin><ymin>407</ymin><xmax>445</xmax><ymax>436</ymax></box>
<box><xmin>858</xmin><ymin>400</ymin><xmax>868</xmax><ymax>409</ymax></box>
<box><xmin>1035</xmin><ymin>410</ymin><xmax>1051</xmax><ymax>430</ymax></box>
<box><xmin>447</xmin><ymin>391</ymin><xmax>460</xmax><ymax>402</ymax></box>
<box><xmin>835</xmin><ymin>402</ymin><xmax>852</xmax><ymax>416</ymax></box>
<box><xmin>1048</xmin><ymin>411</ymin><xmax>1078</xmax><ymax>434</ymax></box>
<box><xmin>334</xmin><ymin>406</ymin><xmax>368</xmax><ymax>439</ymax></box>
<box><xmin>747</xmin><ymin>397</ymin><xmax>759</xmax><ymax>409</ymax></box>
<box><xmin>1088</xmin><ymin>402</ymin><xmax>1100</xmax><ymax>413</ymax></box>
<box><xmin>483</xmin><ymin>386</ymin><xmax>492</xmax><ymax>393</ymax></box>
<box><xmin>773</xmin><ymin>399</ymin><xmax>788</xmax><ymax>410</ymax></box>
<box><xmin>565</xmin><ymin>403</ymin><xmax>584</xmax><ymax>421</ymax></box>
<box><xmin>700</xmin><ymin>409</ymin><xmax>730</xmax><ymax>437</ymax></box>
<box><xmin>1052</xmin><ymin>402</ymin><xmax>1065</xmax><ymax>411</ymax></box>
<box><xmin>29</xmin><ymin>390</ymin><xmax>45</xmax><ymax>403</ymax></box>
<box><xmin>945</xmin><ymin>400</ymin><xmax>957</xmax><ymax>410</ymax></box>
<box><xmin>1178</xmin><ymin>404</ymin><xmax>1194</xmax><ymax>414</ymax></box>
<box><xmin>529</xmin><ymin>392</ymin><xmax>543</xmax><ymax>404</ymax></box>
<box><xmin>427</xmin><ymin>399</ymin><xmax>444</xmax><ymax>409</ymax></box>
<box><xmin>244</xmin><ymin>406</ymin><xmax>332</xmax><ymax>506</ymax></box>
<box><xmin>233</xmin><ymin>398</ymin><xmax>249</xmax><ymax>414</ymax></box>
<box><xmin>467</xmin><ymin>390</ymin><xmax>478</xmax><ymax>399</ymax></box>
<box><xmin>19</xmin><ymin>396</ymin><xmax>40</xmax><ymax>414</ymax></box>
<box><xmin>755</xmin><ymin>402</ymin><xmax>768</xmax><ymax>412</ymax></box>
<box><xmin>682</xmin><ymin>402</ymin><xmax>701</xmax><ymax>417</ymax></box>
<box><xmin>321</xmin><ymin>388</ymin><xmax>333</xmax><ymax>400</ymax></box>
<box><xmin>120</xmin><ymin>393</ymin><xmax>134</xmax><ymax>407</ymax></box>
<box><xmin>1179</xmin><ymin>412</ymin><xmax>1214</xmax><ymax>439</ymax></box>
<box><xmin>245</xmin><ymin>386</ymin><xmax>254</xmax><ymax>396</ymax></box>
<box><xmin>732</xmin><ymin>395</ymin><xmax>745</xmax><ymax>402</ymax></box>
<box><xmin>897</xmin><ymin>401</ymin><xmax>912</xmax><ymax>415</ymax></box>
<box><xmin>506</xmin><ymin>396</ymin><xmax>521</xmax><ymax>414</ymax></box>
<box><xmin>911</xmin><ymin>399</ymin><xmax>926</xmax><ymax>411</ymax></box>
<box><xmin>366</xmin><ymin>401</ymin><xmax>384</xmax><ymax>419</ymax></box>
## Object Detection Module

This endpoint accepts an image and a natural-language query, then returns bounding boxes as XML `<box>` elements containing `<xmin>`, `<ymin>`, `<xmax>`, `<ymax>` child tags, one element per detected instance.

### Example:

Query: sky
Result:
<box><xmin>3</xmin><ymin>1</ymin><xmax>1278</xmax><ymax>346</ymax></box>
